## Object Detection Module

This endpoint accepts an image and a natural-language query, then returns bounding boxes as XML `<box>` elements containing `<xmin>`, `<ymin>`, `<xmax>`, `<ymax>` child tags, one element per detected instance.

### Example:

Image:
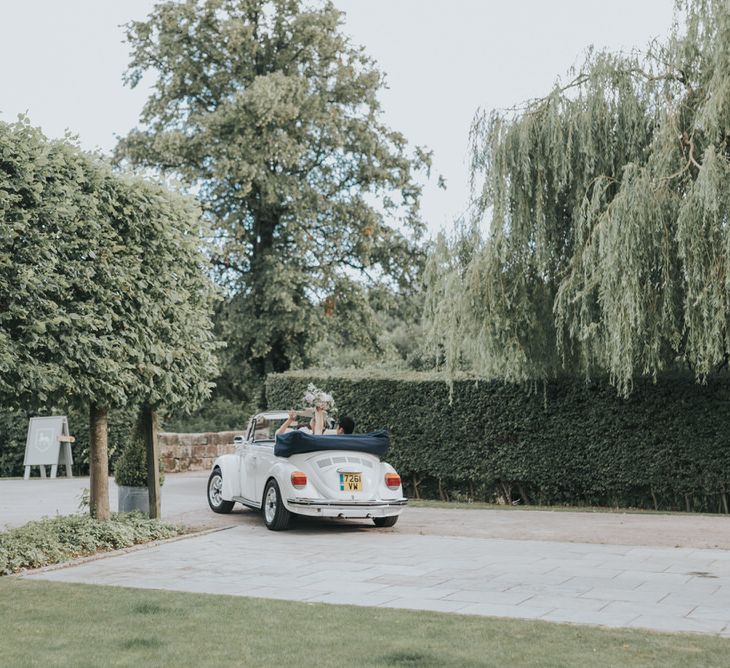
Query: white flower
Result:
<box><xmin>302</xmin><ymin>383</ymin><xmax>335</xmax><ymax>411</ymax></box>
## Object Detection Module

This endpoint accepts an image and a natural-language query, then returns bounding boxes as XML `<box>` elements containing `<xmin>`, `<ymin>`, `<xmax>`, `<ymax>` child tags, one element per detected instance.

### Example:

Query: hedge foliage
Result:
<box><xmin>266</xmin><ymin>370</ymin><xmax>730</xmax><ymax>513</ymax></box>
<box><xmin>0</xmin><ymin>407</ymin><xmax>136</xmax><ymax>478</ymax></box>
<box><xmin>0</xmin><ymin>513</ymin><xmax>185</xmax><ymax>575</ymax></box>
<box><xmin>0</xmin><ymin>116</ymin><xmax>219</xmax><ymax>415</ymax></box>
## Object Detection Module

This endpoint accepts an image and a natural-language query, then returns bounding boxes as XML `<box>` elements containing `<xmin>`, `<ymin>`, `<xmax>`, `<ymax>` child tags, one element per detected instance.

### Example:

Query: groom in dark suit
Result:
<box><xmin>337</xmin><ymin>416</ymin><xmax>355</xmax><ymax>435</ymax></box>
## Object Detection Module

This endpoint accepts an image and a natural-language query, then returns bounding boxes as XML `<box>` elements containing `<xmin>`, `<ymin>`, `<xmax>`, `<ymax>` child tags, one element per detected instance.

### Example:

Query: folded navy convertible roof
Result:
<box><xmin>274</xmin><ymin>430</ymin><xmax>389</xmax><ymax>458</ymax></box>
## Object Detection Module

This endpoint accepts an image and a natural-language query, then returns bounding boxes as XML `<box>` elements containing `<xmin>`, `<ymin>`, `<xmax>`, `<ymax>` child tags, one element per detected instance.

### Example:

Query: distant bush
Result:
<box><xmin>0</xmin><ymin>513</ymin><xmax>186</xmax><ymax>575</ymax></box>
<box><xmin>267</xmin><ymin>370</ymin><xmax>730</xmax><ymax>513</ymax></box>
<box><xmin>0</xmin><ymin>410</ymin><xmax>29</xmax><ymax>478</ymax></box>
<box><xmin>162</xmin><ymin>396</ymin><xmax>252</xmax><ymax>433</ymax></box>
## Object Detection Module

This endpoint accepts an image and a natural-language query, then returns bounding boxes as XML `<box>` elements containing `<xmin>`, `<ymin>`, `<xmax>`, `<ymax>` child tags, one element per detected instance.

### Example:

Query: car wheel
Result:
<box><xmin>208</xmin><ymin>468</ymin><xmax>235</xmax><ymax>514</ymax></box>
<box><xmin>373</xmin><ymin>515</ymin><xmax>399</xmax><ymax>528</ymax></box>
<box><xmin>262</xmin><ymin>478</ymin><xmax>291</xmax><ymax>531</ymax></box>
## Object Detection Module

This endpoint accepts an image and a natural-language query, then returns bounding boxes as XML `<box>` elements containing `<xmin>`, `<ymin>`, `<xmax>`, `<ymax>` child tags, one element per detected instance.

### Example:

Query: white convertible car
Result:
<box><xmin>207</xmin><ymin>411</ymin><xmax>407</xmax><ymax>530</ymax></box>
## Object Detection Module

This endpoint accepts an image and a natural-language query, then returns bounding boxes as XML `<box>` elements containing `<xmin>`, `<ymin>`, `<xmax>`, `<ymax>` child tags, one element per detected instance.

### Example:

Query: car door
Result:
<box><xmin>243</xmin><ymin>416</ymin><xmax>280</xmax><ymax>505</ymax></box>
<box><xmin>239</xmin><ymin>419</ymin><xmax>258</xmax><ymax>503</ymax></box>
<box><xmin>253</xmin><ymin>440</ymin><xmax>276</xmax><ymax>502</ymax></box>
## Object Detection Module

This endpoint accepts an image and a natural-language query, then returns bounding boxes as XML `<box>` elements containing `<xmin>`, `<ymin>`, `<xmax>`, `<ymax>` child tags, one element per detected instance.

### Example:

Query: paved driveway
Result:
<box><xmin>25</xmin><ymin>524</ymin><xmax>730</xmax><ymax>636</ymax></box>
<box><xmin>6</xmin><ymin>472</ymin><xmax>730</xmax><ymax>635</ymax></box>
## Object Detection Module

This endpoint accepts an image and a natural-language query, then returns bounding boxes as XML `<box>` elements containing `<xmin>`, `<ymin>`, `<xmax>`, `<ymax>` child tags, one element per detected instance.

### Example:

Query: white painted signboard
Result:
<box><xmin>23</xmin><ymin>416</ymin><xmax>74</xmax><ymax>479</ymax></box>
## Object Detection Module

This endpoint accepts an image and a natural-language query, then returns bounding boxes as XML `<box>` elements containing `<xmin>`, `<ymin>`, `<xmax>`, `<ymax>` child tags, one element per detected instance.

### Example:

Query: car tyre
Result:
<box><xmin>263</xmin><ymin>479</ymin><xmax>291</xmax><ymax>531</ymax></box>
<box><xmin>373</xmin><ymin>515</ymin><xmax>399</xmax><ymax>528</ymax></box>
<box><xmin>208</xmin><ymin>468</ymin><xmax>235</xmax><ymax>514</ymax></box>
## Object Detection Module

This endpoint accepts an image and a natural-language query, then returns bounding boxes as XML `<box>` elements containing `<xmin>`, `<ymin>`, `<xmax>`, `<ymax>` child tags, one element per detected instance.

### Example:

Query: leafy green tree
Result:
<box><xmin>0</xmin><ymin>118</ymin><xmax>218</xmax><ymax>518</ymax></box>
<box><xmin>116</xmin><ymin>0</ymin><xmax>431</xmax><ymax>405</ymax></box>
<box><xmin>425</xmin><ymin>0</ymin><xmax>730</xmax><ymax>395</ymax></box>
<box><xmin>310</xmin><ymin>285</ymin><xmax>431</xmax><ymax>371</ymax></box>
<box><xmin>94</xmin><ymin>172</ymin><xmax>220</xmax><ymax>517</ymax></box>
<box><xmin>1</xmin><ymin>120</ymin><xmax>134</xmax><ymax>517</ymax></box>
<box><xmin>97</xmin><ymin>175</ymin><xmax>220</xmax><ymax>415</ymax></box>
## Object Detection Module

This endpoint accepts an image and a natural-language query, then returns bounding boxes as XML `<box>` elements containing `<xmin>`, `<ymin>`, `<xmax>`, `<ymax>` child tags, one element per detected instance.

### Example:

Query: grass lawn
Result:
<box><xmin>1</xmin><ymin>578</ymin><xmax>728</xmax><ymax>667</ymax></box>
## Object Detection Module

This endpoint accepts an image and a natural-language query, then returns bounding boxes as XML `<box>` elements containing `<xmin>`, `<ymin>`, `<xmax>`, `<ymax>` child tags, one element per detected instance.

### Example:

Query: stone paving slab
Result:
<box><xmin>23</xmin><ymin>524</ymin><xmax>730</xmax><ymax>636</ymax></box>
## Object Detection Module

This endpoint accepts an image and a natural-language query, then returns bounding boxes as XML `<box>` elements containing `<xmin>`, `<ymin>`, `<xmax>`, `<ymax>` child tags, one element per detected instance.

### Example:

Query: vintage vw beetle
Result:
<box><xmin>207</xmin><ymin>411</ymin><xmax>407</xmax><ymax>530</ymax></box>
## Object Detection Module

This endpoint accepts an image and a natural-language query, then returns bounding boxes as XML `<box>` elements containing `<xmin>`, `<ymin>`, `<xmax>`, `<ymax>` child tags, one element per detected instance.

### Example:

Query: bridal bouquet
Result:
<box><xmin>302</xmin><ymin>383</ymin><xmax>336</xmax><ymax>412</ymax></box>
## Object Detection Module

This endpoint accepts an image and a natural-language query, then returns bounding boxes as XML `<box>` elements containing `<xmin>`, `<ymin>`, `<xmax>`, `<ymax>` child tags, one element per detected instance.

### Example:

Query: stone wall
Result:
<box><xmin>159</xmin><ymin>431</ymin><xmax>245</xmax><ymax>473</ymax></box>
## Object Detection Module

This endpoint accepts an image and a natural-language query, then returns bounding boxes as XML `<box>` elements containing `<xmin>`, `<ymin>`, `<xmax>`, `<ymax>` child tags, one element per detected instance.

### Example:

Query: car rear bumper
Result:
<box><xmin>285</xmin><ymin>497</ymin><xmax>407</xmax><ymax>518</ymax></box>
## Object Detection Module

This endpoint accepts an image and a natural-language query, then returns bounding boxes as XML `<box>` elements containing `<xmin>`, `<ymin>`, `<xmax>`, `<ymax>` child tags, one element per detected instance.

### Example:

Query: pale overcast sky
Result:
<box><xmin>0</xmin><ymin>0</ymin><xmax>675</xmax><ymax>235</ymax></box>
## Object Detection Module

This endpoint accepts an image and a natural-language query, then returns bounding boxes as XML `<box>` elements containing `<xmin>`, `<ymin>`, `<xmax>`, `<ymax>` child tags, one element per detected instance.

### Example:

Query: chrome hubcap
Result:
<box><xmin>209</xmin><ymin>474</ymin><xmax>223</xmax><ymax>506</ymax></box>
<box><xmin>264</xmin><ymin>485</ymin><xmax>277</xmax><ymax>523</ymax></box>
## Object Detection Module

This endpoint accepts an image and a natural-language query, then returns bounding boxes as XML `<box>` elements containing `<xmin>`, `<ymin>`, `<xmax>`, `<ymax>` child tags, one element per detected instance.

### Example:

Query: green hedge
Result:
<box><xmin>0</xmin><ymin>407</ymin><xmax>137</xmax><ymax>478</ymax></box>
<box><xmin>266</xmin><ymin>370</ymin><xmax>730</xmax><ymax>512</ymax></box>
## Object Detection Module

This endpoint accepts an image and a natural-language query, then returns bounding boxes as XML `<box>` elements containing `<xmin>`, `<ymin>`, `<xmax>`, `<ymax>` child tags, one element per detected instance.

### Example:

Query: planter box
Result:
<box><xmin>118</xmin><ymin>485</ymin><xmax>150</xmax><ymax>514</ymax></box>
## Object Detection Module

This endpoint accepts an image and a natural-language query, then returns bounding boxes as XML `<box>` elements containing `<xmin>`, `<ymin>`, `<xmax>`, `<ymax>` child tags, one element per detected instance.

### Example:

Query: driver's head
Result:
<box><xmin>337</xmin><ymin>415</ymin><xmax>355</xmax><ymax>435</ymax></box>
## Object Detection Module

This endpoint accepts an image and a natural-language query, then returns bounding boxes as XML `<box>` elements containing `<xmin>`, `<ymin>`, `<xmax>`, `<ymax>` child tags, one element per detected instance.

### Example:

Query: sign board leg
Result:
<box><xmin>24</xmin><ymin>466</ymin><xmax>30</xmax><ymax>480</ymax></box>
<box><xmin>40</xmin><ymin>465</ymin><xmax>46</xmax><ymax>478</ymax></box>
<box><xmin>50</xmin><ymin>464</ymin><xmax>57</xmax><ymax>478</ymax></box>
<box><xmin>64</xmin><ymin>444</ymin><xmax>73</xmax><ymax>478</ymax></box>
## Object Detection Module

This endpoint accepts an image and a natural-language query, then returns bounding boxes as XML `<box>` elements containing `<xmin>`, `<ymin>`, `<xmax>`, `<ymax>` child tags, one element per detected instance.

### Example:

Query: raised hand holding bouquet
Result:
<box><xmin>303</xmin><ymin>383</ymin><xmax>335</xmax><ymax>410</ymax></box>
<box><xmin>302</xmin><ymin>383</ymin><xmax>335</xmax><ymax>434</ymax></box>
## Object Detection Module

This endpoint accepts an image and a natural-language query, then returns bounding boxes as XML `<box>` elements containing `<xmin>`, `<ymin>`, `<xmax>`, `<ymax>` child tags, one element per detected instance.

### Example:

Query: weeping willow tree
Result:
<box><xmin>425</xmin><ymin>0</ymin><xmax>730</xmax><ymax>395</ymax></box>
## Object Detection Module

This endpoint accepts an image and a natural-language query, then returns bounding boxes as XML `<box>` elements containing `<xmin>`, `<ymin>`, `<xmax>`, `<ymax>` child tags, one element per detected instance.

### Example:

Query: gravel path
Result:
<box><xmin>4</xmin><ymin>472</ymin><xmax>730</xmax><ymax>550</ymax></box>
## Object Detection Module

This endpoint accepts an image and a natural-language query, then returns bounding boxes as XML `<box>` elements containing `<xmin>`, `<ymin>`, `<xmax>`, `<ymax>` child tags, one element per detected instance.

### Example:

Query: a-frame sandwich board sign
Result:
<box><xmin>23</xmin><ymin>416</ymin><xmax>74</xmax><ymax>479</ymax></box>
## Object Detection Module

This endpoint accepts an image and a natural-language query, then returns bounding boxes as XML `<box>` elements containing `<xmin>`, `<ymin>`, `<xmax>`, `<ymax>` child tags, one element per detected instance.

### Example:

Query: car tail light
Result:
<box><xmin>385</xmin><ymin>473</ymin><xmax>401</xmax><ymax>489</ymax></box>
<box><xmin>291</xmin><ymin>471</ymin><xmax>307</xmax><ymax>489</ymax></box>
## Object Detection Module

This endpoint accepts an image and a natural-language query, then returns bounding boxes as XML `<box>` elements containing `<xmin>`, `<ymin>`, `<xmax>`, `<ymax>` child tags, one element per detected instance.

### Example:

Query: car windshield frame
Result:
<box><xmin>248</xmin><ymin>410</ymin><xmax>334</xmax><ymax>444</ymax></box>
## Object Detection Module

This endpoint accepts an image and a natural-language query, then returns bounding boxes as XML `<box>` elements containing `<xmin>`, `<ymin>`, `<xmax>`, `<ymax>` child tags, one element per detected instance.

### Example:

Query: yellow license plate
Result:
<box><xmin>339</xmin><ymin>472</ymin><xmax>362</xmax><ymax>492</ymax></box>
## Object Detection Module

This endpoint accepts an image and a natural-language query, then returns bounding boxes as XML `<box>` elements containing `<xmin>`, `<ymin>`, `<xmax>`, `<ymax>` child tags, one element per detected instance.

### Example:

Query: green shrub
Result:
<box><xmin>266</xmin><ymin>370</ymin><xmax>730</xmax><ymax>513</ymax></box>
<box><xmin>0</xmin><ymin>513</ymin><xmax>186</xmax><ymax>575</ymax></box>
<box><xmin>114</xmin><ymin>434</ymin><xmax>165</xmax><ymax>488</ymax></box>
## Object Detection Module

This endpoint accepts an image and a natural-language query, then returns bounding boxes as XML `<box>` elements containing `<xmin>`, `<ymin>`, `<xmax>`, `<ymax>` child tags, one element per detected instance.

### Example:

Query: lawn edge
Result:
<box><xmin>7</xmin><ymin>575</ymin><xmax>730</xmax><ymax>640</ymax></box>
<box><xmin>408</xmin><ymin>499</ymin><xmax>730</xmax><ymax>517</ymax></box>
<box><xmin>11</xmin><ymin>524</ymin><xmax>236</xmax><ymax>578</ymax></box>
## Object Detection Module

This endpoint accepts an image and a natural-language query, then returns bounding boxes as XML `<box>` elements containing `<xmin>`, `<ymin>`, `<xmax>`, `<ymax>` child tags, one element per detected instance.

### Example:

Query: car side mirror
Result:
<box><xmin>233</xmin><ymin>435</ymin><xmax>244</xmax><ymax>446</ymax></box>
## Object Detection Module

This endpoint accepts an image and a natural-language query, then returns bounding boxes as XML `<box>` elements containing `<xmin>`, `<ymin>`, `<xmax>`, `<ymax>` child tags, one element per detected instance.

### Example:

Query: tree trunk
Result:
<box><xmin>411</xmin><ymin>475</ymin><xmax>421</xmax><ymax>500</ymax></box>
<box><xmin>250</xmin><ymin>203</ymin><xmax>287</xmax><ymax>378</ymax></box>
<box><xmin>89</xmin><ymin>404</ymin><xmax>110</xmax><ymax>520</ymax></box>
<box><xmin>142</xmin><ymin>404</ymin><xmax>161</xmax><ymax>519</ymax></box>
<box><xmin>517</xmin><ymin>482</ymin><xmax>531</xmax><ymax>506</ymax></box>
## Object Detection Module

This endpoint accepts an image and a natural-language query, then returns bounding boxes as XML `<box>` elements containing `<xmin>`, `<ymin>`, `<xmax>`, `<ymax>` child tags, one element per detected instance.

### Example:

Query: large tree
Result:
<box><xmin>0</xmin><ymin>118</ymin><xmax>218</xmax><ymax>518</ymax></box>
<box><xmin>425</xmin><ymin>0</ymin><xmax>730</xmax><ymax>395</ymax></box>
<box><xmin>116</xmin><ymin>0</ymin><xmax>431</xmax><ymax>404</ymax></box>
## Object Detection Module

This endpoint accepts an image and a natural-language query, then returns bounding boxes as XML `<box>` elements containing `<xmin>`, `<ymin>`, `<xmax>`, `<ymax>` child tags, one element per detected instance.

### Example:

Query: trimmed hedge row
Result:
<box><xmin>0</xmin><ymin>407</ymin><xmax>137</xmax><ymax>478</ymax></box>
<box><xmin>266</xmin><ymin>370</ymin><xmax>730</xmax><ymax>512</ymax></box>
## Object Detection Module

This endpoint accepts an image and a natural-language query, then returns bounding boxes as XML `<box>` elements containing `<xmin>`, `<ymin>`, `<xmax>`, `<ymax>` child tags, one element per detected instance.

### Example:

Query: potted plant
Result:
<box><xmin>114</xmin><ymin>435</ymin><xmax>164</xmax><ymax>513</ymax></box>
